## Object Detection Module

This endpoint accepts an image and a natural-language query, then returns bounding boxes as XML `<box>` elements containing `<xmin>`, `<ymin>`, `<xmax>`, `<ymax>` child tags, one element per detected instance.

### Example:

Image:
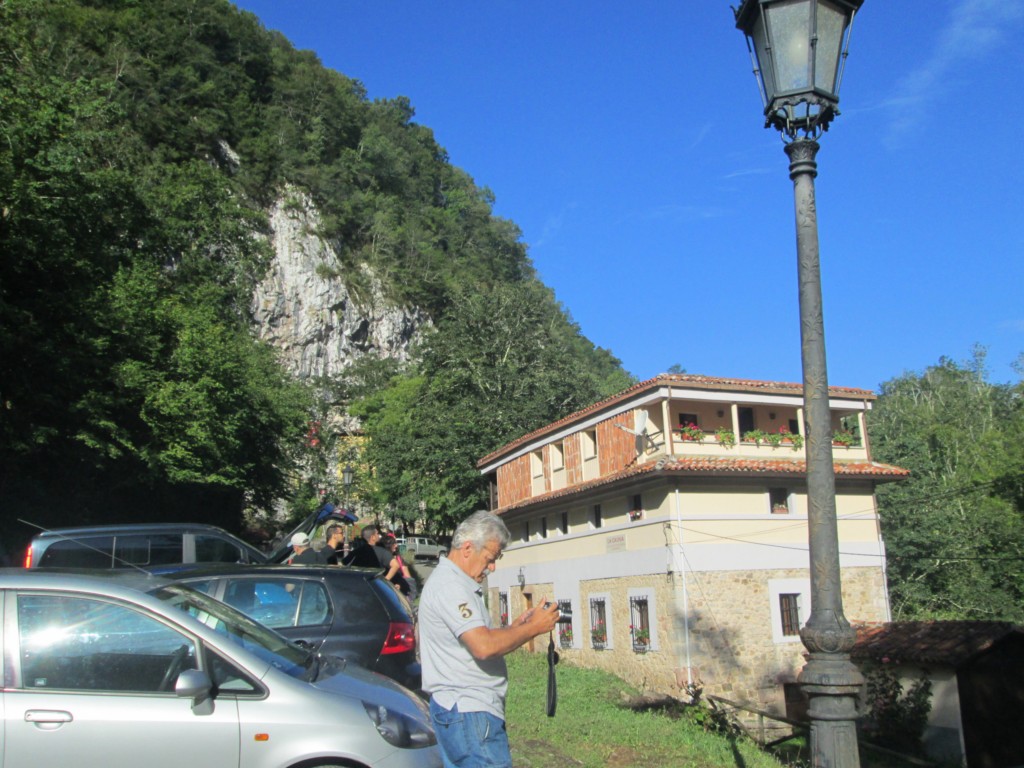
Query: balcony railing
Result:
<box><xmin>669</xmin><ymin>426</ymin><xmax>865</xmax><ymax>458</ymax></box>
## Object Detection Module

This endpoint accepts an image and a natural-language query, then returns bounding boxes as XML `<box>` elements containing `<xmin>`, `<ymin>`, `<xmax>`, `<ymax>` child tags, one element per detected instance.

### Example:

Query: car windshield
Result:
<box><xmin>149</xmin><ymin>583</ymin><xmax>314</xmax><ymax>679</ymax></box>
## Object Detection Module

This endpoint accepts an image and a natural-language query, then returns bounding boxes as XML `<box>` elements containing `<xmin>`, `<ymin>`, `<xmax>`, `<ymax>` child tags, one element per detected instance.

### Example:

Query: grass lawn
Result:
<box><xmin>505</xmin><ymin>650</ymin><xmax>785</xmax><ymax>768</ymax></box>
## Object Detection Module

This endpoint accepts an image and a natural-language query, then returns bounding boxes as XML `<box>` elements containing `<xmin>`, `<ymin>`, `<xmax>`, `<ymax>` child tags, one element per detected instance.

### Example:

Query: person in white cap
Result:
<box><xmin>287</xmin><ymin>532</ymin><xmax>321</xmax><ymax>565</ymax></box>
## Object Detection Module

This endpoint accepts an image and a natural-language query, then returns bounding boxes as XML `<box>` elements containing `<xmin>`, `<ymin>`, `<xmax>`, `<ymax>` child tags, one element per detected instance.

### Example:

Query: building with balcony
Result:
<box><xmin>477</xmin><ymin>373</ymin><xmax>909</xmax><ymax>716</ymax></box>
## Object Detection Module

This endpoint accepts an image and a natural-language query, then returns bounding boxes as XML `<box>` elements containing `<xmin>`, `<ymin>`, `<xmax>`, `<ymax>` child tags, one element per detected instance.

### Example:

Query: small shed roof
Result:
<box><xmin>852</xmin><ymin>621</ymin><xmax>1024</xmax><ymax>667</ymax></box>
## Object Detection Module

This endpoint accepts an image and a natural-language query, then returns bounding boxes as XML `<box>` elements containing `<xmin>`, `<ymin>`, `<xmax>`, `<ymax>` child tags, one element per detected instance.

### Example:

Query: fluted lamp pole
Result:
<box><xmin>734</xmin><ymin>2</ymin><xmax>864</xmax><ymax>767</ymax></box>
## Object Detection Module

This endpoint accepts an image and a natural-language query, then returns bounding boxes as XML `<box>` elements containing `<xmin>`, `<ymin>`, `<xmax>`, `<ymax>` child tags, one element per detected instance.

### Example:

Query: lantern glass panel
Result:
<box><xmin>815</xmin><ymin>1</ymin><xmax>847</xmax><ymax>93</ymax></box>
<box><xmin>767</xmin><ymin>0</ymin><xmax>811</xmax><ymax>94</ymax></box>
<box><xmin>751</xmin><ymin>11</ymin><xmax>776</xmax><ymax>103</ymax></box>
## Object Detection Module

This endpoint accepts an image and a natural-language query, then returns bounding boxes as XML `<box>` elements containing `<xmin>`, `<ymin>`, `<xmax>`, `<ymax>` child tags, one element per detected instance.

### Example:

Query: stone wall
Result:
<box><xmin>495</xmin><ymin>565</ymin><xmax>888</xmax><ymax>717</ymax></box>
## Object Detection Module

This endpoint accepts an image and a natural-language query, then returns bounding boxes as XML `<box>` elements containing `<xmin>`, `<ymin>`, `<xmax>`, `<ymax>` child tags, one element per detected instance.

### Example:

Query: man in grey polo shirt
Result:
<box><xmin>420</xmin><ymin>510</ymin><xmax>559</xmax><ymax>767</ymax></box>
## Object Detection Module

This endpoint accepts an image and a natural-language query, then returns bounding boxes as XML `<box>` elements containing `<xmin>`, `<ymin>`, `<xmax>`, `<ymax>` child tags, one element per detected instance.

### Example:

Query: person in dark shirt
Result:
<box><xmin>287</xmin><ymin>532</ymin><xmax>322</xmax><ymax>565</ymax></box>
<box><xmin>322</xmin><ymin>524</ymin><xmax>346</xmax><ymax>564</ymax></box>
<box><xmin>343</xmin><ymin>525</ymin><xmax>392</xmax><ymax>569</ymax></box>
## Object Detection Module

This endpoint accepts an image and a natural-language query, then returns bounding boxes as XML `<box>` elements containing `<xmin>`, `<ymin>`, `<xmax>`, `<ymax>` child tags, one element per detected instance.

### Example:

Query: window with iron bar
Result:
<box><xmin>629</xmin><ymin>596</ymin><xmax>651</xmax><ymax>651</ymax></box>
<box><xmin>589</xmin><ymin>597</ymin><xmax>607</xmax><ymax>647</ymax></box>
<box><xmin>779</xmin><ymin>593</ymin><xmax>801</xmax><ymax>636</ymax></box>
<box><xmin>499</xmin><ymin>591</ymin><xmax>509</xmax><ymax>628</ymax></box>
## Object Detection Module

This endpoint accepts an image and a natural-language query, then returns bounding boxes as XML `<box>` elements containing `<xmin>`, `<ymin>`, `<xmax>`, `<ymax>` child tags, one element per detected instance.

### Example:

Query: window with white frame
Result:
<box><xmin>779</xmin><ymin>593</ymin><xmax>801</xmax><ymax>636</ymax></box>
<box><xmin>530</xmin><ymin>449</ymin><xmax>543</xmax><ymax>479</ymax></box>
<box><xmin>530</xmin><ymin>449</ymin><xmax>544</xmax><ymax>495</ymax></box>
<box><xmin>539</xmin><ymin>516</ymin><xmax>547</xmax><ymax>539</ymax></box>
<box><xmin>589</xmin><ymin>595</ymin><xmax>610</xmax><ymax>649</ymax></box>
<box><xmin>629</xmin><ymin>494</ymin><xmax>643</xmax><ymax>522</ymax></box>
<box><xmin>627</xmin><ymin>587</ymin><xmax>658</xmax><ymax>652</ymax></box>
<box><xmin>768</xmin><ymin>578</ymin><xmax>810</xmax><ymax>643</ymax></box>
<box><xmin>629</xmin><ymin>596</ymin><xmax>651</xmax><ymax>652</ymax></box>
<box><xmin>551</xmin><ymin>441</ymin><xmax>564</xmax><ymax>470</ymax></box>
<box><xmin>560</xmin><ymin>511</ymin><xmax>568</xmax><ymax>535</ymax></box>
<box><xmin>557</xmin><ymin>599</ymin><xmax>573</xmax><ymax>648</ymax></box>
<box><xmin>592</xmin><ymin>504</ymin><xmax>602</xmax><ymax>529</ymax></box>
<box><xmin>581</xmin><ymin>428</ymin><xmax>599</xmax><ymax>481</ymax></box>
<box><xmin>769</xmin><ymin>487</ymin><xmax>791</xmax><ymax>514</ymax></box>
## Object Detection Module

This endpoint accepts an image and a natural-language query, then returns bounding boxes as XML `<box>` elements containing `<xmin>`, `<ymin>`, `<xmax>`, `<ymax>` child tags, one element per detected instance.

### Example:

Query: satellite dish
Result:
<box><xmin>615</xmin><ymin>409</ymin><xmax>659</xmax><ymax>454</ymax></box>
<box><xmin>635</xmin><ymin>410</ymin><xmax>648</xmax><ymax>434</ymax></box>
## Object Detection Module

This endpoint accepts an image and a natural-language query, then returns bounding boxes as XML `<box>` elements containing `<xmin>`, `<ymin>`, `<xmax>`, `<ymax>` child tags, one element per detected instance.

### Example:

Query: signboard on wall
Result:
<box><xmin>606</xmin><ymin>534</ymin><xmax>626</xmax><ymax>553</ymax></box>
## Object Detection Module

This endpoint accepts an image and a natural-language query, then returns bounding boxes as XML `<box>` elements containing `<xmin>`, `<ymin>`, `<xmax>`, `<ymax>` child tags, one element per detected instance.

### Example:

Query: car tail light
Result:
<box><xmin>23</xmin><ymin>546</ymin><xmax>32</xmax><ymax>568</ymax></box>
<box><xmin>381</xmin><ymin>621</ymin><xmax>415</xmax><ymax>655</ymax></box>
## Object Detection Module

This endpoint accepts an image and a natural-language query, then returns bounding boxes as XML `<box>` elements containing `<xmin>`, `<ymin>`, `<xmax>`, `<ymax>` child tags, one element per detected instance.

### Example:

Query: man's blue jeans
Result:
<box><xmin>429</xmin><ymin>698</ymin><xmax>512</xmax><ymax>768</ymax></box>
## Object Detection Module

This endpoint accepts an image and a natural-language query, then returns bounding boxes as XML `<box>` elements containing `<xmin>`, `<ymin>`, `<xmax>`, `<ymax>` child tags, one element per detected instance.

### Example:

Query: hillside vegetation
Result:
<box><xmin>0</xmin><ymin>0</ymin><xmax>630</xmax><ymax>546</ymax></box>
<box><xmin>4</xmin><ymin>1</ymin><xmax>1021</xmax><ymax>623</ymax></box>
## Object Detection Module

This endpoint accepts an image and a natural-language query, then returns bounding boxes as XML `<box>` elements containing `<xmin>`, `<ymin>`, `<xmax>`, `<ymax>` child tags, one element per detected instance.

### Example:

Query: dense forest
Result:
<box><xmin>2</xmin><ymin>0</ymin><xmax>1021</xmax><ymax>621</ymax></box>
<box><xmin>867</xmin><ymin>348</ymin><xmax>1024</xmax><ymax>622</ymax></box>
<box><xmin>0</xmin><ymin>0</ymin><xmax>630</xmax><ymax>553</ymax></box>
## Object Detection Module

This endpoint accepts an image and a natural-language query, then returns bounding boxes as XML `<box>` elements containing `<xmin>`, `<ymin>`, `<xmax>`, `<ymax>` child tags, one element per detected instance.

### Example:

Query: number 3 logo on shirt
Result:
<box><xmin>458</xmin><ymin>602</ymin><xmax>473</xmax><ymax>619</ymax></box>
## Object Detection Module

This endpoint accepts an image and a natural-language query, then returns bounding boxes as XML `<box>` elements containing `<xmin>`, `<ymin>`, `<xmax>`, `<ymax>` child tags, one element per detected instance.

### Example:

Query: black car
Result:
<box><xmin>164</xmin><ymin>563</ymin><xmax>420</xmax><ymax>691</ymax></box>
<box><xmin>23</xmin><ymin>523</ymin><xmax>268</xmax><ymax>569</ymax></box>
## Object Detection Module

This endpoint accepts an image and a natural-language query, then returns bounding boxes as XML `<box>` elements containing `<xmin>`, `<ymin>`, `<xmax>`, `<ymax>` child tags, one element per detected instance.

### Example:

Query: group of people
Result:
<box><xmin>286</xmin><ymin>523</ymin><xmax>415</xmax><ymax>598</ymax></box>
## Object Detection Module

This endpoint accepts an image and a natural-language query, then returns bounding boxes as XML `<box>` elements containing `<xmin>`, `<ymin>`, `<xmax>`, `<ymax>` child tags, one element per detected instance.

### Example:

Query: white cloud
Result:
<box><xmin>883</xmin><ymin>0</ymin><xmax>1024</xmax><ymax>147</ymax></box>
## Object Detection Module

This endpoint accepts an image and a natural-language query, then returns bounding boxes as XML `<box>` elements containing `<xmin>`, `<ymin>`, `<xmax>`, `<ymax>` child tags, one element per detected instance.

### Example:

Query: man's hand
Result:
<box><xmin>520</xmin><ymin>600</ymin><xmax>559</xmax><ymax>634</ymax></box>
<box><xmin>461</xmin><ymin>598</ymin><xmax>561</xmax><ymax>660</ymax></box>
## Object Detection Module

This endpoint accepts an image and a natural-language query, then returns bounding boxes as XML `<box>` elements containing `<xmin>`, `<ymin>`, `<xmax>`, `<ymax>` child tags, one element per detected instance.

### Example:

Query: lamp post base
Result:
<box><xmin>799</xmin><ymin>651</ymin><xmax>864</xmax><ymax>768</ymax></box>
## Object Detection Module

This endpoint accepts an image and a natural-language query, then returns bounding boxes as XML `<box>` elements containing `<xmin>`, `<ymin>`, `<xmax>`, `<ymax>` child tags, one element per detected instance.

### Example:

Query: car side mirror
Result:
<box><xmin>175</xmin><ymin>668</ymin><xmax>214</xmax><ymax>715</ymax></box>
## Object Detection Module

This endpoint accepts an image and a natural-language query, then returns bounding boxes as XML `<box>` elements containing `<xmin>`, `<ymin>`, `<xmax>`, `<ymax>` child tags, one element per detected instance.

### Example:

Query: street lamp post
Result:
<box><xmin>734</xmin><ymin>2</ymin><xmax>864</xmax><ymax>767</ymax></box>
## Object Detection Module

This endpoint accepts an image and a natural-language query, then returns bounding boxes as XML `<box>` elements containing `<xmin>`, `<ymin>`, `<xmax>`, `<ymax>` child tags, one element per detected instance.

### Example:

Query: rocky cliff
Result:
<box><xmin>251</xmin><ymin>188</ymin><xmax>431</xmax><ymax>381</ymax></box>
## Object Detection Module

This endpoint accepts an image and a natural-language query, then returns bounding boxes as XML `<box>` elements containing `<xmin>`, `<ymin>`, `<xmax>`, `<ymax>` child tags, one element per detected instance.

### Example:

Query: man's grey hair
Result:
<box><xmin>452</xmin><ymin>510</ymin><xmax>510</xmax><ymax>551</ymax></box>
<box><xmin>325</xmin><ymin>524</ymin><xmax>343</xmax><ymax>539</ymax></box>
<box><xmin>361</xmin><ymin>525</ymin><xmax>379</xmax><ymax>541</ymax></box>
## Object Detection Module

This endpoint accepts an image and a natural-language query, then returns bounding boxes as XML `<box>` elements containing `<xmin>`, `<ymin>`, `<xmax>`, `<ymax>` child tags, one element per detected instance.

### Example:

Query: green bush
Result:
<box><xmin>860</xmin><ymin>665</ymin><xmax>932</xmax><ymax>755</ymax></box>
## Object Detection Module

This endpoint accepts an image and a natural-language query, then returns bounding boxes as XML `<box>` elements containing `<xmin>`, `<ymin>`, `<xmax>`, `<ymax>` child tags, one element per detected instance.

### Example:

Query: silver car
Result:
<box><xmin>0</xmin><ymin>569</ymin><xmax>441</xmax><ymax>768</ymax></box>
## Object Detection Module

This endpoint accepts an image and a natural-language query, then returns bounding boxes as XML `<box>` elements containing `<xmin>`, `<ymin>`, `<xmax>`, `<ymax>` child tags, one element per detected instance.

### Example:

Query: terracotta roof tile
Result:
<box><xmin>479</xmin><ymin>373</ymin><xmax>876</xmax><ymax>468</ymax></box>
<box><xmin>495</xmin><ymin>457</ymin><xmax>907</xmax><ymax>514</ymax></box>
<box><xmin>852</xmin><ymin>621</ymin><xmax>1024</xmax><ymax>667</ymax></box>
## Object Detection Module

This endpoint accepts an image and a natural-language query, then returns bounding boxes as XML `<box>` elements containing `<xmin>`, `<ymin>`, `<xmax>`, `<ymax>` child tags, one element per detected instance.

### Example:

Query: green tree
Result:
<box><xmin>0</xmin><ymin>0</ymin><xmax>633</xmax><ymax>548</ymax></box>
<box><xmin>353</xmin><ymin>282</ymin><xmax>633</xmax><ymax>533</ymax></box>
<box><xmin>869</xmin><ymin>347</ymin><xmax>1024</xmax><ymax>620</ymax></box>
<box><xmin>1</xmin><ymin>0</ymin><xmax>312</xmax><ymax>536</ymax></box>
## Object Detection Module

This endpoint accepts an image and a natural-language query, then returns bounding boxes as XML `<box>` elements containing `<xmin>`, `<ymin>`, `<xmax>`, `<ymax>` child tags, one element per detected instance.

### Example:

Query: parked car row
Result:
<box><xmin>166</xmin><ymin>563</ymin><xmax>421</xmax><ymax>690</ymax></box>
<box><xmin>11</xmin><ymin>518</ymin><xmax>444</xmax><ymax>767</ymax></box>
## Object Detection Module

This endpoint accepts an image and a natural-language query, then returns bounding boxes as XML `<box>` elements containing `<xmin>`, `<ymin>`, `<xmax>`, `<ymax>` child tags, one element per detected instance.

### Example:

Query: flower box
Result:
<box><xmin>675</xmin><ymin>423</ymin><xmax>705</xmax><ymax>442</ymax></box>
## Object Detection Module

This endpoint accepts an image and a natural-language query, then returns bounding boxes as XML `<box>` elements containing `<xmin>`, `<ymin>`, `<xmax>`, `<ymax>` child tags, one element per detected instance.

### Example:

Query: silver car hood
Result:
<box><xmin>313</xmin><ymin>655</ymin><xmax>430</xmax><ymax>720</ymax></box>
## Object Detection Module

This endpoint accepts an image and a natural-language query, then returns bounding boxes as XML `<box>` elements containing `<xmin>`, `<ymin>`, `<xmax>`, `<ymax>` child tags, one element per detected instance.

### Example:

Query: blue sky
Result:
<box><xmin>231</xmin><ymin>0</ymin><xmax>1024</xmax><ymax>392</ymax></box>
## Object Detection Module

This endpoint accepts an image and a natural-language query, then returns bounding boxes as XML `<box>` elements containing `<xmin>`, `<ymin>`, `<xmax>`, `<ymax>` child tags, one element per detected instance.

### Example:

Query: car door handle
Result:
<box><xmin>25</xmin><ymin>710</ymin><xmax>74</xmax><ymax>728</ymax></box>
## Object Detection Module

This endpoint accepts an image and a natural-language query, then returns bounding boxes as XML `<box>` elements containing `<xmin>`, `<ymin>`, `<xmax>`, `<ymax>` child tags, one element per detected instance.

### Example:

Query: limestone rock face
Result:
<box><xmin>251</xmin><ymin>189</ymin><xmax>430</xmax><ymax>380</ymax></box>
